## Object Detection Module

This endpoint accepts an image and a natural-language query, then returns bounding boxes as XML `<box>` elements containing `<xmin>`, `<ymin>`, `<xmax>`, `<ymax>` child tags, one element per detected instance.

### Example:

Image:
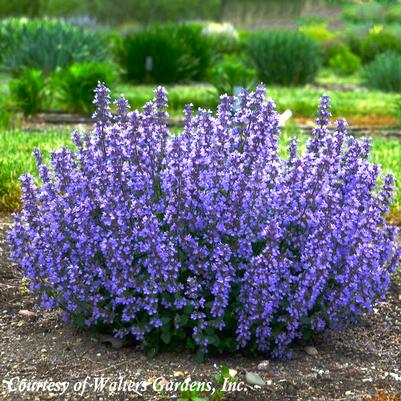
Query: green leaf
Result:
<box><xmin>221</xmin><ymin>366</ymin><xmax>229</xmax><ymax>377</ymax></box>
<box><xmin>161</xmin><ymin>316</ymin><xmax>171</xmax><ymax>325</ymax></box>
<box><xmin>145</xmin><ymin>346</ymin><xmax>159</xmax><ymax>358</ymax></box>
<box><xmin>195</xmin><ymin>349</ymin><xmax>205</xmax><ymax>364</ymax></box>
<box><xmin>161</xmin><ymin>331</ymin><xmax>172</xmax><ymax>344</ymax></box>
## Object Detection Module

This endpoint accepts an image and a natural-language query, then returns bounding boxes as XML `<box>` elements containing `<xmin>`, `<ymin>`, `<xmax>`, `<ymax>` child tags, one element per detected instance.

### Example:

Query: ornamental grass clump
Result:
<box><xmin>9</xmin><ymin>83</ymin><xmax>400</xmax><ymax>359</ymax></box>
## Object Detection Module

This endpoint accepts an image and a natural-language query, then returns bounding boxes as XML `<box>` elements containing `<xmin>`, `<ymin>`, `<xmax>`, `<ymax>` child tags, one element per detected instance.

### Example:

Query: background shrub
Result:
<box><xmin>347</xmin><ymin>29</ymin><xmax>401</xmax><ymax>64</ymax></box>
<box><xmin>246</xmin><ymin>31</ymin><xmax>322</xmax><ymax>85</ymax></box>
<box><xmin>9</xmin><ymin>84</ymin><xmax>400</xmax><ymax>360</ymax></box>
<box><xmin>119</xmin><ymin>24</ymin><xmax>212</xmax><ymax>84</ymax></box>
<box><xmin>384</xmin><ymin>3</ymin><xmax>401</xmax><ymax>23</ymax></box>
<box><xmin>328</xmin><ymin>44</ymin><xmax>361</xmax><ymax>76</ymax></box>
<box><xmin>0</xmin><ymin>18</ymin><xmax>109</xmax><ymax>76</ymax></box>
<box><xmin>208</xmin><ymin>56</ymin><xmax>255</xmax><ymax>95</ymax></box>
<box><xmin>363</xmin><ymin>51</ymin><xmax>401</xmax><ymax>92</ymax></box>
<box><xmin>201</xmin><ymin>22</ymin><xmax>241</xmax><ymax>59</ymax></box>
<box><xmin>9</xmin><ymin>68</ymin><xmax>47</xmax><ymax>116</ymax></box>
<box><xmin>298</xmin><ymin>23</ymin><xmax>337</xmax><ymax>44</ymax></box>
<box><xmin>54</xmin><ymin>62</ymin><xmax>117</xmax><ymax>114</ymax></box>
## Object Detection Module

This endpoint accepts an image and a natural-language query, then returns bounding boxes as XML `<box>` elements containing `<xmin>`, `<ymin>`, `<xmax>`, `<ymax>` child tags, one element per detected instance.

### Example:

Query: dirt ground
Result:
<box><xmin>0</xmin><ymin>213</ymin><xmax>400</xmax><ymax>401</ymax></box>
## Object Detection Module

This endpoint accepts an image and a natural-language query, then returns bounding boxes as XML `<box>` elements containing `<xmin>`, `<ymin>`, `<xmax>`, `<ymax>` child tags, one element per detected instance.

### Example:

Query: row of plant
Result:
<box><xmin>4</xmin><ymin>17</ymin><xmax>401</xmax><ymax>118</ymax></box>
<box><xmin>341</xmin><ymin>1</ymin><xmax>401</xmax><ymax>25</ymax></box>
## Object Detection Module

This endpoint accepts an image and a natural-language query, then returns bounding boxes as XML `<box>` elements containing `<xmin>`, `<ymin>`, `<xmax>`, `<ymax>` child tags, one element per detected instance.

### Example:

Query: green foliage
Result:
<box><xmin>0</xmin><ymin>18</ymin><xmax>109</xmax><ymax>76</ymax></box>
<box><xmin>328</xmin><ymin>44</ymin><xmax>361</xmax><ymax>76</ymax></box>
<box><xmin>363</xmin><ymin>51</ymin><xmax>401</xmax><ymax>92</ymax></box>
<box><xmin>347</xmin><ymin>29</ymin><xmax>401</xmax><ymax>64</ymax></box>
<box><xmin>208</xmin><ymin>56</ymin><xmax>256</xmax><ymax>95</ymax></box>
<box><xmin>247</xmin><ymin>30</ymin><xmax>322</xmax><ymax>86</ymax></box>
<box><xmin>299</xmin><ymin>23</ymin><xmax>337</xmax><ymax>43</ymax></box>
<box><xmin>342</xmin><ymin>1</ymin><xmax>401</xmax><ymax>24</ymax></box>
<box><xmin>213</xmin><ymin>366</ymin><xmax>238</xmax><ymax>401</ymax></box>
<box><xmin>384</xmin><ymin>3</ymin><xmax>401</xmax><ymax>22</ymax></box>
<box><xmin>55</xmin><ymin>63</ymin><xmax>117</xmax><ymax>114</ymax></box>
<box><xmin>342</xmin><ymin>1</ymin><xmax>385</xmax><ymax>23</ymax></box>
<box><xmin>9</xmin><ymin>68</ymin><xmax>47</xmax><ymax>116</ymax></box>
<box><xmin>40</xmin><ymin>0</ymin><xmax>221</xmax><ymax>24</ymax></box>
<box><xmin>118</xmin><ymin>23</ymin><xmax>212</xmax><ymax>84</ymax></box>
<box><xmin>0</xmin><ymin>0</ymin><xmax>41</xmax><ymax>18</ymax></box>
<box><xmin>201</xmin><ymin>22</ymin><xmax>241</xmax><ymax>59</ymax></box>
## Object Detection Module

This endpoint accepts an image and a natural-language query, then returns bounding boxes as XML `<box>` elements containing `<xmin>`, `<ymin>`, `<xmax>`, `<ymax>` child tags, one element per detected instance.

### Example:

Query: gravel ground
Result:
<box><xmin>0</xmin><ymin>213</ymin><xmax>400</xmax><ymax>401</ymax></box>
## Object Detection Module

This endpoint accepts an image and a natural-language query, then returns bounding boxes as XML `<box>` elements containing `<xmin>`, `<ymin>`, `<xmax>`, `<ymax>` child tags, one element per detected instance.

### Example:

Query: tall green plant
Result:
<box><xmin>119</xmin><ymin>24</ymin><xmax>212</xmax><ymax>84</ymax></box>
<box><xmin>208</xmin><ymin>56</ymin><xmax>255</xmax><ymax>95</ymax></box>
<box><xmin>0</xmin><ymin>18</ymin><xmax>109</xmax><ymax>76</ymax></box>
<box><xmin>347</xmin><ymin>29</ymin><xmax>401</xmax><ymax>64</ymax></box>
<box><xmin>9</xmin><ymin>68</ymin><xmax>47</xmax><ymax>116</ymax></box>
<box><xmin>55</xmin><ymin>62</ymin><xmax>117</xmax><ymax>114</ymax></box>
<box><xmin>363</xmin><ymin>51</ymin><xmax>401</xmax><ymax>92</ymax></box>
<box><xmin>247</xmin><ymin>30</ymin><xmax>322</xmax><ymax>86</ymax></box>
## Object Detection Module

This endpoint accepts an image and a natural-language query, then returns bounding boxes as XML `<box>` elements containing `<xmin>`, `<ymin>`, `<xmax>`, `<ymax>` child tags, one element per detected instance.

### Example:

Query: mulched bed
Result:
<box><xmin>0</xmin><ymin>213</ymin><xmax>400</xmax><ymax>401</ymax></box>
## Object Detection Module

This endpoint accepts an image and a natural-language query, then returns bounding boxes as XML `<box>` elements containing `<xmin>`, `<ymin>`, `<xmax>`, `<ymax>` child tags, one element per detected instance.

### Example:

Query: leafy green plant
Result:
<box><xmin>9</xmin><ymin>68</ymin><xmax>47</xmax><ymax>116</ymax></box>
<box><xmin>201</xmin><ymin>22</ymin><xmax>241</xmax><ymax>59</ymax></box>
<box><xmin>119</xmin><ymin>23</ymin><xmax>212</xmax><ymax>84</ymax></box>
<box><xmin>208</xmin><ymin>56</ymin><xmax>255</xmax><ymax>95</ymax></box>
<box><xmin>328</xmin><ymin>44</ymin><xmax>361</xmax><ymax>76</ymax></box>
<box><xmin>178</xmin><ymin>388</ymin><xmax>206</xmax><ymax>401</ymax></box>
<box><xmin>0</xmin><ymin>18</ymin><xmax>109</xmax><ymax>76</ymax></box>
<box><xmin>246</xmin><ymin>30</ymin><xmax>322</xmax><ymax>86</ymax></box>
<box><xmin>54</xmin><ymin>62</ymin><xmax>116</xmax><ymax>114</ymax></box>
<box><xmin>348</xmin><ymin>29</ymin><xmax>401</xmax><ymax>64</ymax></box>
<box><xmin>363</xmin><ymin>51</ymin><xmax>401</xmax><ymax>92</ymax></box>
<box><xmin>213</xmin><ymin>366</ymin><xmax>238</xmax><ymax>401</ymax></box>
<box><xmin>384</xmin><ymin>3</ymin><xmax>401</xmax><ymax>22</ymax></box>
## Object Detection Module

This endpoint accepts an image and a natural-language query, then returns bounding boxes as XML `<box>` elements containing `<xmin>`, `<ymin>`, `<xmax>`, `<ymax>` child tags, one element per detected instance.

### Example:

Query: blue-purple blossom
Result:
<box><xmin>9</xmin><ymin>83</ymin><xmax>401</xmax><ymax>358</ymax></box>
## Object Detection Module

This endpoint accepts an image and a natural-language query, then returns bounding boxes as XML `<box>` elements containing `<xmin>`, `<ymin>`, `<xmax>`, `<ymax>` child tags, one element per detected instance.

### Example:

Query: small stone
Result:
<box><xmin>345</xmin><ymin>391</ymin><xmax>353</xmax><ymax>396</ymax></box>
<box><xmin>18</xmin><ymin>310</ymin><xmax>36</xmax><ymax>319</ymax></box>
<box><xmin>98</xmin><ymin>334</ymin><xmax>127</xmax><ymax>349</ymax></box>
<box><xmin>304</xmin><ymin>346</ymin><xmax>319</xmax><ymax>356</ymax></box>
<box><xmin>245</xmin><ymin>371</ymin><xmax>265</xmax><ymax>387</ymax></box>
<box><xmin>173</xmin><ymin>371</ymin><xmax>185</xmax><ymax>377</ymax></box>
<box><xmin>257</xmin><ymin>360</ymin><xmax>270</xmax><ymax>371</ymax></box>
<box><xmin>398</xmin><ymin>294</ymin><xmax>401</xmax><ymax>301</ymax></box>
<box><xmin>228</xmin><ymin>369</ymin><xmax>237</xmax><ymax>378</ymax></box>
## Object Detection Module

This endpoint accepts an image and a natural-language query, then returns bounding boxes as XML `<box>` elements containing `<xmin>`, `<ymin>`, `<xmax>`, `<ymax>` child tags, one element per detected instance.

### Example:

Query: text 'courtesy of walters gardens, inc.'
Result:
<box><xmin>2</xmin><ymin>375</ymin><xmax>250</xmax><ymax>397</ymax></box>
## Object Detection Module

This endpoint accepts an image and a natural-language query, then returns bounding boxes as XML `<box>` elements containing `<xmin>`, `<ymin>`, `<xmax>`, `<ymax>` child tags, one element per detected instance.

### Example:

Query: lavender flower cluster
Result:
<box><xmin>9</xmin><ymin>83</ymin><xmax>400</xmax><ymax>358</ymax></box>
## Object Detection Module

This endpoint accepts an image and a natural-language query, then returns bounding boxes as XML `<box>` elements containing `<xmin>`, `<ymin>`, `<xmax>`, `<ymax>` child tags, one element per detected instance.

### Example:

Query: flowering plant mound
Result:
<box><xmin>10</xmin><ymin>83</ymin><xmax>400</xmax><ymax>359</ymax></box>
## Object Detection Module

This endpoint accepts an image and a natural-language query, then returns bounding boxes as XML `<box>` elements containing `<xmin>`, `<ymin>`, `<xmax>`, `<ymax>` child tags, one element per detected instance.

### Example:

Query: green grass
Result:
<box><xmin>316</xmin><ymin>68</ymin><xmax>363</xmax><ymax>86</ymax></box>
<box><xmin>115</xmin><ymin>83</ymin><xmax>219</xmax><ymax>115</ymax></box>
<box><xmin>268</xmin><ymin>86</ymin><xmax>399</xmax><ymax>119</ymax></box>
<box><xmin>0</xmin><ymin>70</ymin><xmax>399</xmax><ymax>122</ymax></box>
<box><xmin>0</xmin><ymin>129</ymin><xmax>71</xmax><ymax>211</ymax></box>
<box><xmin>1</xmin><ymin>128</ymin><xmax>399</xmax><ymax>221</ymax></box>
<box><xmin>114</xmin><ymin>82</ymin><xmax>400</xmax><ymax>121</ymax></box>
